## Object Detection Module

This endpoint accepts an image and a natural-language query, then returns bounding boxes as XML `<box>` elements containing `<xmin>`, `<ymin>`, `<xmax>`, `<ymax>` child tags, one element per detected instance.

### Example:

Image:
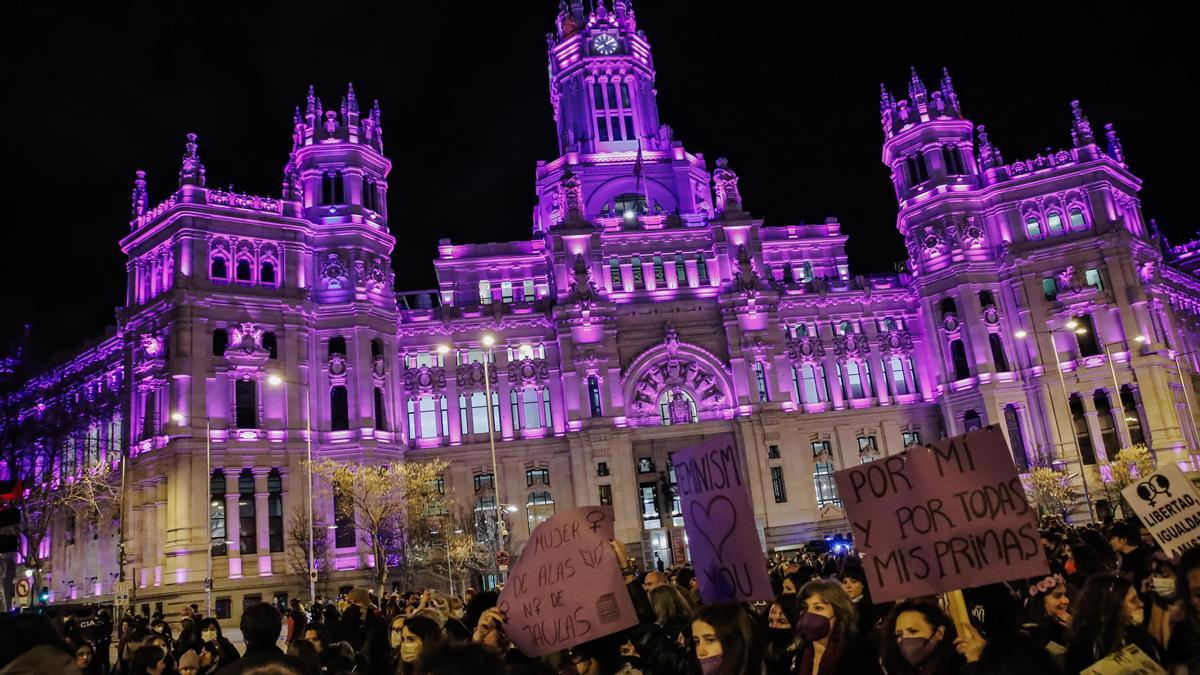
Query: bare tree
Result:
<box><xmin>286</xmin><ymin>504</ymin><xmax>332</xmax><ymax>592</ymax></box>
<box><xmin>310</xmin><ymin>458</ymin><xmax>449</xmax><ymax>595</ymax></box>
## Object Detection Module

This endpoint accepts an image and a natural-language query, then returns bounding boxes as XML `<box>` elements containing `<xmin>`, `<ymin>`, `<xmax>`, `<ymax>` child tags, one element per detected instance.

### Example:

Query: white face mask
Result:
<box><xmin>1129</xmin><ymin>608</ymin><xmax>1145</xmax><ymax>626</ymax></box>
<box><xmin>1151</xmin><ymin>577</ymin><xmax>1177</xmax><ymax>599</ymax></box>
<box><xmin>202</xmin><ymin>630</ymin><xmax>217</xmax><ymax>642</ymax></box>
<box><xmin>400</xmin><ymin>642</ymin><xmax>421</xmax><ymax>663</ymax></box>
<box><xmin>390</xmin><ymin>631</ymin><xmax>403</xmax><ymax>649</ymax></box>
<box><xmin>450</xmin><ymin>610</ymin><xmax>465</xmax><ymax>619</ymax></box>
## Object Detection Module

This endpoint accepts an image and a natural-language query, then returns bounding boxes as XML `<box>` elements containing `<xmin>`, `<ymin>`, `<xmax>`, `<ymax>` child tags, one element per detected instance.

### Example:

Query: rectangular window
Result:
<box><xmin>754</xmin><ymin>362</ymin><xmax>770</xmax><ymax>402</ymax></box>
<box><xmin>210</xmin><ymin>472</ymin><xmax>227</xmax><ymax>557</ymax></box>
<box><xmin>267</xmin><ymin>470</ymin><xmax>284</xmax><ymax>553</ymax></box>
<box><xmin>331</xmin><ymin>385</ymin><xmax>350</xmax><ymax>431</ymax></box>
<box><xmin>238</xmin><ymin>470</ymin><xmax>257</xmax><ymax>555</ymax></box>
<box><xmin>599</xmin><ymin>484</ymin><xmax>613</xmax><ymax>506</ymax></box>
<box><xmin>501</xmin><ymin>281</ymin><xmax>514</xmax><ymax>304</ymax></box>
<box><xmin>1042</xmin><ymin>277</ymin><xmax>1058</xmax><ymax>301</ymax></box>
<box><xmin>798</xmin><ymin>261</ymin><xmax>814</xmax><ymax>282</ymax></box>
<box><xmin>890</xmin><ymin>357</ymin><xmax>909</xmax><ymax>395</ymax></box>
<box><xmin>637</xmin><ymin>457</ymin><xmax>654</xmax><ymax>473</ymax></box>
<box><xmin>696</xmin><ymin>256</ymin><xmax>709</xmax><ymax>285</ymax></box>
<box><xmin>653</xmin><ymin>256</ymin><xmax>666</xmax><ymax>285</ymax></box>
<box><xmin>526</xmin><ymin>468</ymin><xmax>550</xmax><ymax>487</ymax></box>
<box><xmin>596</xmin><ymin>115</ymin><xmax>610</xmax><ymax>142</ymax></box>
<box><xmin>235</xmin><ymin>381</ymin><xmax>257</xmax><ymax>429</ymax></box>
<box><xmin>771</xmin><ymin>467</ymin><xmax>787</xmax><ymax>503</ymax></box>
<box><xmin>631</xmin><ymin>257</ymin><xmax>644</xmax><ymax>288</ymax></box>
<box><xmin>373</xmin><ymin>387</ymin><xmax>387</xmax><ymax>431</ymax></box>
<box><xmin>215</xmin><ymin>598</ymin><xmax>232</xmax><ymax>620</ymax></box>
<box><xmin>474</xmin><ymin>473</ymin><xmax>495</xmax><ymax>492</ymax></box>
<box><xmin>333</xmin><ymin>487</ymin><xmax>355</xmax><ymax>548</ymax></box>
<box><xmin>802</xmin><ymin>365</ymin><xmax>821</xmax><ymax>403</ymax></box>
<box><xmin>478</xmin><ymin>280</ymin><xmax>492</xmax><ymax>305</ymax></box>
<box><xmin>610</xmin><ymin>258</ymin><xmax>622</xmax><ymax>288</ymax></box>
<box><xmin>587</xmin><ymin>376</ymin><xmax>603</xmax><ymax>417</ymax></box>
<box><xmin>674</xmin><ymin>254</ymin><xmax>687</xmax><ymax>285</ymax></box>
<box><xmin>624</xmin><ymin>116</ymin><xmax>635</xmax><ymax>140</ymax></box>
<box><xmin>901</xmin><ymin>431</ymin><xmax>921</xmax><ymax>447</ymax></box>
<box><xmin>1085</xmin><ymin>269</ymin><xmax>1103</xmax><ymax>290</ymax></box>
<box><xmin>845</xmin><ymin>362</ymin><xmax>865</xmax><ymax>399</ymax></box>
<box><xmin>812</xmin><ymin>456</ymin><xmax>840</xmax><ymax>508</ymax></box>
<box><xmin>610</xmin><ymin>116</ymin><xmax>623</xmax><ymax>141</ymax></box>
<box><xmin>523</xmin><ymin>279</ymin><xmax>536</xmax><ymax>301</ymax></box>
<box><xmin>767</xmin><ymin>444</ymin><xmax>781</xmax><ymax>459</ymax></box>
<box><xmin>597</xmin><ymin>462</ymin><xmax>610</xmax><ymax>477</ymax></box>
<box><xmin>640</xmin><ymin>483</ymin><xmax>658</xmax><ymax>518</ymax></box>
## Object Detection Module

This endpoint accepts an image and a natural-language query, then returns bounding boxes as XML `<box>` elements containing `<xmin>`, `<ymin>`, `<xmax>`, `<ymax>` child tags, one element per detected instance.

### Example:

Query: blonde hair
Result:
<box><xmin>798</xmin><ymin>579</ymin><xmax>858</xmax><ymax>642</ymax></box>
<box><xmin>649</xmin><ymin>584</ymin><xmax>696</xmax><ymax>624</ymax></box>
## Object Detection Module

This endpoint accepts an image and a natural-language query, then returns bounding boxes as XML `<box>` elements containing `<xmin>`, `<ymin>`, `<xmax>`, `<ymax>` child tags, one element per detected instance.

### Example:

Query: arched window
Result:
<box><xmin>1026</xmin><ymin>218</ymin><xmax>1042</xmax><ymax>239</ymax></box>
<box><xmin>988</xmin><ymin>333</ymin><xmax>1010</xmax><ymax>372</ymax></box>
<box><xmin>1069</xmin><ymin>208</ymin><xmax>1087</xmax><ymax>230</ymax></box>
<box><xmin>267</xmin><ymin>469</ymin><xmax>283</xmax><ymax>553</ymax></box>
<box><xmin>1069</xmin><ymin>394</ymin><xmax>1097</xmax><ymax>464</ymax></box>
<box><xmin>328</xmin><ymin>336</ymin><xmax>347</xmax><ymax>358</ymax></box>
<box><xmin>260</xmin><ymin>261</ymin><xmax>276</xmax><ymax>285</ymax></box>
<box><xmin>211</xmin><ymin>256</ymin><xmax>228</xmax><ymax>281</ymax></box>
<box><xmin>963</xmin><ymin>409</ymin><xmax>982</xmax><ymax>432</ymax></box>
<box><xmin>527</xmin><ymin>491</ymin><xmax>555</xmax><ymax>532</ymax></box>
<box><xmin>942</xmin><ymin>145</ymin><xmax>964</xmax><ymax>175</ymax></box>
<box><xmin>940</xmin><ymin>297</ymin><xmax>957</xmax><ymax>317</ymax></box>
<box><xmin>238</xmin><ymin>469</ymin><xmax>257</xmax><ymax>554</ymax></box>
<box><xmin>235</xmin><ymin>259</ymin><xmax>253</xmax><ymax>282</ymax></box>
<box><xmin>950</xmin><ymin>339</ymin><xmax>971</xmax><ymax>380</ymax></box>
<box><xmin>587</xmin><ymin>376</ymin><xmax>603</xmax><ymax>417</ymax></box>
<box><xmin>331</xmin><ymin>386</ymin><xmax>349</xmax><ymax>431</ymax></box>
<box><xmin>658</xmin><ymin>390</ymin><xmax>698</xmax><ymax>425</ymax></box>
<box><xmin>614</xmin><ymin>193</ymin><xmax>647</xmax><ymax>218</ymax></box>
<box><xmin>210</xmin><ymin>470</ymin><xmax>227</xmax><ymax>556</ymax></box>
<box><xmin>1004</xmin><ymin>405</ymin><xmax>1029</xmax><ymax>471</ymax></box>
<box><xmin>1047</xmin><ymin>212</ymin><xmax>1064</xmax><ymax>235</ymax></box>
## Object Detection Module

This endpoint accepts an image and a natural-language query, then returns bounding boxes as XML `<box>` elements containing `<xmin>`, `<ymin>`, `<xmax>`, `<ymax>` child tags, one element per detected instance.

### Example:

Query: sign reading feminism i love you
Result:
<box><xmin>674</xmin><ymin>435</ymin><xmax>774</xmax><ymax>603</ymax></box>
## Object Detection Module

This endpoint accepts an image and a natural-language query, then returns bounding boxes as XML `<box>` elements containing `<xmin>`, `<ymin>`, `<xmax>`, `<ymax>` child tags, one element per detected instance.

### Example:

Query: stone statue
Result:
<box><xmin>669</xmin><ymin>390</ymin><xmax>692</xmax><ymax>424</ymax></box>
<box><xmin>712</xmin><ymin>157</ymin><xmax>742</xmax><ymax>214</ymax></box>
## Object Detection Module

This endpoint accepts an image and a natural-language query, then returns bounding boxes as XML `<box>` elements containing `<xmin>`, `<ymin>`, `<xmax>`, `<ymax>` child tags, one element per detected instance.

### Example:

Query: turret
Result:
<box><xmin>291</xmin><ymin>84</ymin><xmax>391</xmax><ymax>227</ymax></box>
<box><xmin>880</xmin><ymin>67</ymin><xmax>976</xmax><ymax>205</ymax></box>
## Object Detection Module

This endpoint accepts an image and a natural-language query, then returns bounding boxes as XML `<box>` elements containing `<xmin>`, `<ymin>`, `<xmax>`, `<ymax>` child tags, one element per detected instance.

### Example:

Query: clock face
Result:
<box><xmin>592</xmin><ymin>33</ymin><xmax>618</xmax><ymax>55</ymax></box>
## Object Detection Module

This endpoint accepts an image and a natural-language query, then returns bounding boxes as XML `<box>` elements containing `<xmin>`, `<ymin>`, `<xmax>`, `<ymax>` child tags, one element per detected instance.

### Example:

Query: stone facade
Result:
<box><xmin>9</xmin><ymin>2</ymin><xmax>1200</xmax><ymax>619</ymax></box>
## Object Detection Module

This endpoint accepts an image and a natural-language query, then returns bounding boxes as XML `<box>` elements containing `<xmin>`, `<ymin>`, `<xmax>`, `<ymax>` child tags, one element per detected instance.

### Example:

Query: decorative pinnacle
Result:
<box><xmin>346</xmin><ymin>82</ymin><xmax>359</xmax><ymax>114</ymax></box>
<box><xmin>940</xmin><ymin>67</ymin><xmax>959</xmax><ymax>113</ymax></box>
<box><xmin>1070</xmin><ymin>100</ymin><xmax>1095</xmax><ymax>146</ymax></box>
<box><xmin>131</xmin><ymin>170</ymin><xmax>149</xmax><ymax>218</ymax></box>
<box><xmin>177</xmin><ymin>133</ymin><xmax>206</xmax><ymax>188</ymax></box>
<box><xmin>305</xmin><ymin>85</ymin><xmax>317</xmax><ymax>117</ymax></box>
<box><xmin>1105</xmin><ymin>122</ymin><xmax>1125</xmax><ymax>164</ymax></box>
<box><xmin>879</xmin><ymin>83</ymin><xmax>894</xmax><ymax>113</ymax></box>
<box><xmin>907</xmin><ymin>66</ymin><xmax>927</xmax><ymax>101</ymax></box>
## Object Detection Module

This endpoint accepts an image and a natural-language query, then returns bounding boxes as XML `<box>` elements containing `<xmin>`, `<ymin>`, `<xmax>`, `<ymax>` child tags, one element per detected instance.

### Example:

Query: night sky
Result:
<box><xmin>4</xmin><ymin>2</ymin><xmax>1192</xmax><ymax>367</ymax></box>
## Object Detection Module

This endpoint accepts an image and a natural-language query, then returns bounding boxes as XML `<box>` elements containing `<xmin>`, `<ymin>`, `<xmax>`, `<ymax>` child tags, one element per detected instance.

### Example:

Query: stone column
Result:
<box><xmin>254</xmin><ymin>469</ymin><xmax>272</xmax><ymax>560</ymax></box>
<box><xmin>871</xmin><ymin>356</ymin><xmax>890</xmax><ymax>404</ymax></box>
<box><xmin>1081</xmin><ymin>394</ymin><xmax>1107</xmax><ymax>463</ymax></box>
<box><xmin>225</xmin><ymin>479</ymin><xmax>241</xmax><ymax>575</ymax></box>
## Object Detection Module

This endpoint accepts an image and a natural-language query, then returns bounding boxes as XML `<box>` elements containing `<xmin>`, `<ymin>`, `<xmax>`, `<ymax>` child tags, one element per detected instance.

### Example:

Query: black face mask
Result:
<box><xmin>768</xmin><ymin>627</ymin><xmax>793</xmax><ymax>646</ymax></box>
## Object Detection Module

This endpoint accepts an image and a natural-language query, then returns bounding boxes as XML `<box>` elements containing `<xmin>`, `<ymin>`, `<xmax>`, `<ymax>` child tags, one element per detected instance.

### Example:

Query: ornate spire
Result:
<box><xmin>940</xmin><ymin>67</ymin><xmax>959</xmax><ymax>113</ymax></box>
<box><xmin>305</xmin><ymin>85</ymin><xmax>317</xmax><ymax>117</ymax></box>
<box><xmin>291</xmin><ymin>107</ymin><xmax>304</xmax><ymax>151</ymax></box>
<box><xmin>976</xmin><ymin>125</ymin><xmax>1001</xmax><ymax>170</ymax></box>
<box><xmin>879</xmin><ymin>83</ymin><xmax>894</xmax><ymax>114</ymax></box>
<box><xmin>131</xmin><ymin>170</ymin><xmax>148</xmax><ymax>218</ymax></box>
<box><xmin>1070</xmin><ymin>100</ymin><xmax>1095</xmax><ymax>147</ymax></box>
<box><xmin>907</xmin><ymin>66</ymin><xmax>927</xmax><ymax>102</ymax></box>
<box><xmin>1105</xmin><ymin>122</ymin><xmax>1125</xmax><ymax>165</ymax></box>
<box><xmin>177</xmin><ymin>133</ymin><xmax>206</xmax><ymax>188</ymax></box>
<box><xmin>346</xmin><ymin>82</ymin><xmax>359</xmax><ymax>114</ymax></box>
<box><xmin>371</xmin><ymin>99</ymin><xmax>384</xmax><ymax>151</ymax></box>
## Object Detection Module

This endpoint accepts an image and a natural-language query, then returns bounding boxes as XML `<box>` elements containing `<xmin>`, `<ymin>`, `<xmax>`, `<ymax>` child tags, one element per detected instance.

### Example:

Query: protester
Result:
<box><xmin>879</xmin><ymin>601</ymin><xmax>963</xmax><ymax>675</ymax></box>
<box><xmin>1066</xmin><ymin>573</ymin><xmax>1162</xmax><ymax>673</ymax></box>
<box><xmin>1166</xmin><ymin>546</ymin><xmax>1200</xmax><ymax>671</ymax></box>
<box><xmin>197</xmin><ymin>618</ymin><xmax>241</xmax><ymax>667</ymax></box>
<box><xmin>1019</xmin><ymin>573</ymin><xmax>1071</xmax><ymax>655</ymax></box>
<box><xmin>286</xmin><ymin>639</ymin><xmax>322</xmax><ymax>675</ymax></box>
<box><xmin>287</xmin><ymin>599</ymin><xmax>309</xmax><ymax>646</ymax></box>
<box><xmin>415</xmin><ymin>642</ymin><xmax>502</xmax><ymax>675</ymax></box>
<box><xmin>178</xmin><ymin>649</ymin><xmax>201</xmax><ymax>675</ymax></box>
<box><xmin>1109</xmin><ymin>522</ymin><xmax>1153</xmax><ymax>588</ymax></box>
<box><xmin>396</xmin><ymin>615</ymin><xmax>443</xmax><ymax>675</ymax></box>
<box><xmin>691</xmin><ymin>602</ymin><xmax>763</xmax><ymax>675</ymax></box>
<box><xmin>130</xmin><ymin>645</ymin><xmax>168</xmax><ymax>675</ymax></box>
<box><xmin>793</xmin><ymin>579</ymin><xmax>881</xmax><ymax>675</ymax></box>
<box><xmin>74</xmin><ymin>641</ymin><xmax>103</xmax><ymax>675</ymax></box>
<box><xmin>838</xmin><ymin>565</ymin><xmax>878</xmax><ymax>638</ymax></box>
<box><xmin>213</xmin><ymin>603</ymin><xmax>307</xmax><ymax>674</ymax></box>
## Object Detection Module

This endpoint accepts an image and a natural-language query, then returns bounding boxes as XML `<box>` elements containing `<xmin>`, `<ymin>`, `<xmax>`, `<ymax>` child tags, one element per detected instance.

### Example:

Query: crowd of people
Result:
<box><xmin>3</xmin><ymin>514</ymin><xmax>1200</xmax><ymax>674</ymax></box>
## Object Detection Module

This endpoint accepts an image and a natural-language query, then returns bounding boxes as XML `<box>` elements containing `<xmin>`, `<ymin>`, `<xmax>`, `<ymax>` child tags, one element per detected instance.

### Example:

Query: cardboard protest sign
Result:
<box><xmin>1122</xmin><ymin>461</ymin><xmax>1200</xmax><ymax>558</ymax></box>
<box><xmin>497</xmin><ymin>505</ymin><xmax>635</xmax><ymax>657</ymax></box>
<box><xmin>674</xmin><ymin>434</ymin><xmax>774</xmax><ymax>603</ymax></box>
<box><xmin>1080</xmin><ymin>644</ymin><xmax>1167</xmax><ymax>675</ymax></box>
<box><xmin>832</xmin><ymin>427</ymin><xmax>1047</xmax><ymax>603</ymax></box>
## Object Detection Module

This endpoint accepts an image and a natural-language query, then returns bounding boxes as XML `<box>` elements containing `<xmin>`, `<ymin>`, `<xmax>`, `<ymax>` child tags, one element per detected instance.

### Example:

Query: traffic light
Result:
<box><xmin>38</xmin><ymin>587</ymin><xmax>49</xmax><ymax>603</ymax></box>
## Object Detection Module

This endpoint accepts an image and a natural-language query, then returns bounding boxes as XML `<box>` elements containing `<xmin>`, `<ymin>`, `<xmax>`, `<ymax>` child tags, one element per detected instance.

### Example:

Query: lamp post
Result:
<box><xmin>1102</xmin><ymin>335</ymin><xmax>1148</xmax><ymax>448</ymax></box>
<box><xmin>267</xmin><ymin>373</ymin><xmax>316</xmax><ymax>606</ymax></box>
<box><xmin>172</xmin><ymin>411</ymin><xmax>213</xmax><ymax>616</ymax></box>
<box><xmin>438</xmin><ymin>334</ymin><xmax>507</xmax><ymax>583</ymax></box>
<box><xmin>1015</xmin><ymin>321</ymin><xmax>1096</xmax><ymax>522</ymax></box>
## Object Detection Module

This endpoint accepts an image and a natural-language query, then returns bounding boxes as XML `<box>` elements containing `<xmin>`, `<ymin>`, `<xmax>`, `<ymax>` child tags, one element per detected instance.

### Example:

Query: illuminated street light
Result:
<box><xmin>171</xmin><ymin>413</ymin><xmax>184</xmax><ymax>424</ymax></box>
<box><xmin>1066</xmin><ymin>320</ymin><xmax>1079</xmax><ymax>330</ymax></box>
<box><xmin>482</xmin><ymin>334</ymin><xmax>495</xmax><ymax>347</ymax></box>
<box><xmin>1014</xmin><ymin>330</ymin><xmax>1028</xmax><ymax>339</ymax></box>
<box><xmin>267</xmin><ymin>374</ymin><xmax>282</xmax><ymax>386</ymax></box>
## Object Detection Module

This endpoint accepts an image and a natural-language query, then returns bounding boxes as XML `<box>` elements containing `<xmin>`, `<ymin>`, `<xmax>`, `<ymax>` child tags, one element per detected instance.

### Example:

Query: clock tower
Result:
<box><xmin>547</xmin><ymin>0</ymin><xmax>662</xmax><ymax>156</ymax></box>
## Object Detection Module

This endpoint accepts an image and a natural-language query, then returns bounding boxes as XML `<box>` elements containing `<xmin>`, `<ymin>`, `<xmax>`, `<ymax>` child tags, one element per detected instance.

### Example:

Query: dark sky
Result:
<box><xmin>4</xmin><ymin>2</ymin><xmax>1193</xmax><ymax>366</ymax></box>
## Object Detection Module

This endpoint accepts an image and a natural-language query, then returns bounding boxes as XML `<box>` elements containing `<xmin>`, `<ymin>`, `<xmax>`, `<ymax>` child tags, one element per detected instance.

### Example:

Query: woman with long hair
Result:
<box><xmin>879</xmin><ymin>601</ymin><xmax>962</xmax><ymax>675</ymax></box>
<box><xmin>793</xmin><ymin>579</ymin><xmax>880</xmax><ymax>675</ymax></box>
<box><xmin>692</xmin><ymin>602</ymin><xmax>763</xmax><ymax>675</ymax></box>
<box><xmin>649</xmin><ymin>584</ymin><xmax>696</xmax><ymax>636</ymax></box>
<box><xmin>1066</xmin><ymin>573</ymin><xmax>1161</xmax><ymax>673</ymax></box>
<box><xmin>763</xmin><ymin>595</ymin><xmax>800</xmax><ymax>675</ymax></box>
<box><xmin>838</xmin><ymin>565</ymin><xmax>879</xmax><ymax>638</ymax></box>
<box><xmin>196</xmin><ymin>617</ymin><xmax>241</xmax><ymax>666</ymax></box>
<box><xmin>73</xmin><ymin>640</ymin><xmax>103</xmax><ymax>675</ymax></box>
<box><xmin>396</xmin><ymin>614</ymin><xmax>444</xmax><ymax>675</ymax></box>
<box><xmin>1019</xmin><ymin>573</ymin><xmax>1072</xmax><ymax>654</ymax></box>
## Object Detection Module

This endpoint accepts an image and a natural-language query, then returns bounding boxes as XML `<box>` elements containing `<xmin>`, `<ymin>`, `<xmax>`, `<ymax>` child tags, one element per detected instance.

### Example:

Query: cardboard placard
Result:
<box><xmin>1079</xmin><ymin>643</ymin><xmax>1167</xmax><ymax>675</ymax></box>
<box><xmin>673</xmin><ymin>435</ymin><xmax>774</xmax><ymax>603</ymax></box>
<box><xmin>1121</xmin><ymin>462</ymin><xmax>1200</xmax><ymax>558</ymax></box>
<box><xmin>497</xmin><ymin>506</ymin><xmax>635</xmax><ymax>657</ymax></box>
<box><xmin>833</xmin><ymin>427</ymin><xmax>1047</xmax><ymax>603</ymax></box>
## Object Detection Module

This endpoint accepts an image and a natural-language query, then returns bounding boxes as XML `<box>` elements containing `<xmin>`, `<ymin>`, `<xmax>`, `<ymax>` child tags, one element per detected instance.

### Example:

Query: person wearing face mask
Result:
<box><xmin>692</xmin><ymin>602</ymin><xmax>763</xmax><ymax>675</ymax></box>
<box><xmin>880</xmin><ymin>601</ymin><xmax>962</xmax><ymax>675</ymax></box>
<box><xmin>1019</xmin><ymin>574</ymin><xmax>1072</xmax><ymax>655</ymax></box>
<box><xmin>793</xmin><ymin>580</ymin><xmax>880</xmax><ymax>675</ymax></box>
<box><xmin>395</xmin><ymin>615</ymin><xmax>443</xmax><ymax>675</ymax></box>
<box><xmin>763</xmin><ymin>595</ymin><xmax>800</xmax><ymax>675</ymax></box>
<box><xmin>1143</xmin><ymin>555</ymin><xmax>1182</xmax><ymax>652</ymax></box>
<box><xmin>838</xmin><ymin>565</ymin><xmax>879</xmax><ymax>638</ymax></box>
<box><xmin>1066</xmin><ymin>573</ymin><xmax>1163</xmax><ymax>673</ymax></box>
<box><xmin>1166</xmin><ymin>546</ymin><xmax>1200</xmax><ymax>672</ymax></box>
<box><xmin>195</xmin><ymin>618</ymin><xmax>241</xmax><ymax>667</ymax></box>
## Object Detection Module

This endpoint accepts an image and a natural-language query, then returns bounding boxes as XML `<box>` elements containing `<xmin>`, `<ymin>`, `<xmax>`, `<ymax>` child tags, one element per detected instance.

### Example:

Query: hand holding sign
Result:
<box><xmin>496</xmin><ymin>506</ymin><xmax>636</xmax><ymax>657</ymax></box>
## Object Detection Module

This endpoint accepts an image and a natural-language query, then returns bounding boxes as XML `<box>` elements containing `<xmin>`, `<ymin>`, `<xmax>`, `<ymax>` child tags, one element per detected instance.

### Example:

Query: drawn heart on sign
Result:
<box><xmin>690</xmin><ymin>495</ymin><xmax>737</xmax><ymax>560</ymax></box>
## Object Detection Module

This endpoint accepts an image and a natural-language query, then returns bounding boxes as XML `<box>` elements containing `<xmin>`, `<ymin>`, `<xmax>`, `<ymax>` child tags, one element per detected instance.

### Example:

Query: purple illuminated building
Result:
<box><xmin>9</xmin><ymin>1</ymin><xmax>1200</xmax><ymax>615</ymax></box>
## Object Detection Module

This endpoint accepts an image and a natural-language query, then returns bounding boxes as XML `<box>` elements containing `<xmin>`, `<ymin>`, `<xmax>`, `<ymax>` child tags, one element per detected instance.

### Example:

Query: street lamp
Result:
<box><xmin>1015</xmin><ymin>323</ymin><xmax>1096</xmax><ymax>522</ymax></box>
<box><xmin>172</xmin><ymin>411</ymin><xmax>213</xmax><ymax>615</ymax></box>
<box><xmin>438</xmin><ymin>334</ymin><xmax>506</xmax><ymax>582</ymax></box>
<box><xmin>268</xmin><ymin>374</ymin><xmax>315</xmax><ymax>607</ymax></box>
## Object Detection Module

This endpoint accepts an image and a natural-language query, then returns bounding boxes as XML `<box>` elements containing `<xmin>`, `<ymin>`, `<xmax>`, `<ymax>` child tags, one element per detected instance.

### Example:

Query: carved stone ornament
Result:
<box><xmin>230</xmin><ymin>323</ymin><xmax>265</xmax><ymax>356</ymax></box>
<box><xmin>786</xmin><ymin>335</ymin><xmax>825</xmax><ymax>362</ymax></box>
<box><xmin>329</xmin><ymin>354</ymin><xmax>347</xmax><ymax>376</ymax></box>
<box><xmin>712</xmin><ymin>157</ymin><xmax>742</xmax><ymax>214</ymax></box>
<box><xmin>560</xmin><ymin>171</ymin><xmax>584</xmax><ymax>221</ymax></box>
<box><xmin>877</xmin><ymin>331</ymin><xmax>913</xmax><ymax>354</ymax></box>
<box><xmin>940</xmin><ymin>312</ymin><xmax>961</xmax><ymax>334</ymax></box>
<box><xmin>982</xmin><ymin>305</ymin><xmax>1001</xmax><ymax>326</ymax></box>
<box><xmin>668</xmin><ymin>389</ymin><xmax>692</xmax><ymax>424</ymax></box>
<box><xmin>404</xmin><ymin>365</ymin><xmax>446</xmax><ymax>393</ymax></box>
<box><xmin>366</xmin><ymin>258</ymin><xmax>388</xmax><ymax>294</ymax></box>
<box><xmin>456</xmin><ymin>362</ymin><xmax>497</xmax><ymax>389</ymax></box>
<box><xmin>833</xmin><ymin>334</ymin><xmax>871</xmax><ymax>358</ymax></box>
<box><xmin>141</xmin><ymin>333</ymin><xmax>164</xmax><ymax>358</ymax></box>
<box><xmin>508</xmin><ymin>358</ymin><xmax>550</xmax><ymax>385</ymax></box>
<box><xmin>569</xmin><ymin>253</ymin><xmax>598</xmax><ymax>305</ymax></box>
<box><xmin>373</xmin><ymin>355</ymin><xmax>386</xmax><ymax>377</ymax></box>
<box><xmin>321</xmin><ymin>253</ymin><xmax>348</xmax><ymax>289</ymax></box>
<box><xmin>733</xmin><ymin>244</ymin><xmax>759</xmax><ymax>293</ymax></box>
